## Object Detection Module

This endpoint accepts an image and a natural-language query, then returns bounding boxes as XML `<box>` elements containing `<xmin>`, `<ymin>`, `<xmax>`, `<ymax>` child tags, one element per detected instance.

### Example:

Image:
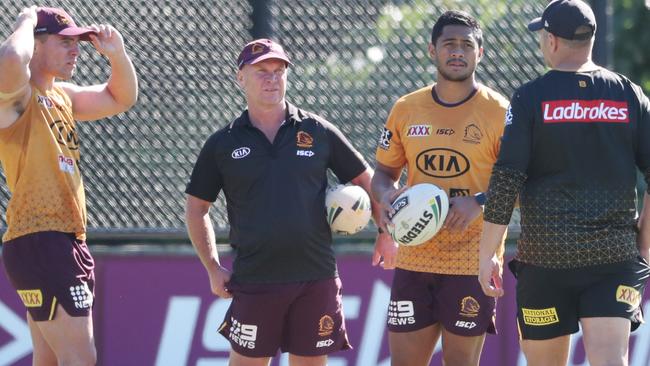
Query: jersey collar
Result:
<box><xmin>431</xmin><ymin>85</ymin><xmax>479</xmax><ymax>108</ymax></box>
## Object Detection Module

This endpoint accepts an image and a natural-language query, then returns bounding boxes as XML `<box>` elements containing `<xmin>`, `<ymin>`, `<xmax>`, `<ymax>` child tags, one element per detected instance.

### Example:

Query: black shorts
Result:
<box><xmin>2</xmin><ymin>231</ymin><xmax>95</xmax><ymax>321</ymax></box>
<box><xmin>509</xmin><ymin>256</ymin><xmax>650</xmax><ymax>340</ymax></box>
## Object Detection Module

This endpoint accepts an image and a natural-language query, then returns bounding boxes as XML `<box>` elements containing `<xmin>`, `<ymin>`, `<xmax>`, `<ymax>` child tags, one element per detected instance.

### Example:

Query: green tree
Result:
<box><xmin>614</xmin><ymin>0</ymin><xmax>650</xmax><ymax>92</ymax></box>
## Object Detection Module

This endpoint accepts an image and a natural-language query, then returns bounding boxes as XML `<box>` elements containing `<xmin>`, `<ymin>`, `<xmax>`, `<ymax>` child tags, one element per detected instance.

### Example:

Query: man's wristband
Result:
<box><xmin>474</xmin><ymin>192</ymin><xmax>486</xmax><ymax>206</ymax></box>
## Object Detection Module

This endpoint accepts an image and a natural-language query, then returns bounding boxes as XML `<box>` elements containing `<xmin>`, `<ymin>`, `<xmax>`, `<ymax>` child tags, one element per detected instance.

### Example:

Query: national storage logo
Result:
<box><xmin>522</xmin><ymin>307</ymin><xmax>559</xmax><ymax>326</ymax></box>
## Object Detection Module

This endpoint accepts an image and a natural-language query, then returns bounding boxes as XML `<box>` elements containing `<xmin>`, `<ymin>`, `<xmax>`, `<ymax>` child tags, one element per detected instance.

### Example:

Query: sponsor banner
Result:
<box><xmin>1</xmin><ymin>254</ymin><xmax>650</xmax><ymax>365</ymax></box>
<box><xmin>542</xmin><ymin>100</ymin><xmax>629</xmax><ymax>123</ymax></box>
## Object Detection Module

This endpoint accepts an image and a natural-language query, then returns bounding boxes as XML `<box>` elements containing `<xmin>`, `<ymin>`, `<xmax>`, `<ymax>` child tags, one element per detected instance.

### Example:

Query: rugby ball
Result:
<box><xmin>388</xmin><ymin>183</ymin><xmax>449</xmax><ymax>246</ymax></box>
<box><xmin>325</xmin><ymin>184</ymin><xmax>372</xmax><ymax>235</ymax></box>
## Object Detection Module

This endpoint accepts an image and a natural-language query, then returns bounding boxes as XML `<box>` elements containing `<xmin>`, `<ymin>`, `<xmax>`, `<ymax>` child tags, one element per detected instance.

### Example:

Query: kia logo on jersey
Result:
<box><xmin>231</xmin><ymin>147</ymin><xmax>251</xmax><ymax>159</ymax></box>
<box><xmin>542</xmin><ymin>100</ymin><xmax>629</xmax><ymax>123</ymax></box>
<box><xmin>416</xmin><ymin>148</ymin><xmax>470</xmax><ymax>178</ymax></box>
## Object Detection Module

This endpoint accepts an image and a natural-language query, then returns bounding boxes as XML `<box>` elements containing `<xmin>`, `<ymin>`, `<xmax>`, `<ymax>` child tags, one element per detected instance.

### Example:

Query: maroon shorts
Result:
<box><xmin>387</xmin><ymin>269</ymin><xmax>497</xmax><ymax>336</ymax></box>
<box><xmin>218</xmin><ymin>277</ymin><xmax>351</xmax><ymax>357</ymax></box>
<box><xmin>1</xmin><ymin>231</ymin><xmax>95</xmax><ymax>321</ymax></box>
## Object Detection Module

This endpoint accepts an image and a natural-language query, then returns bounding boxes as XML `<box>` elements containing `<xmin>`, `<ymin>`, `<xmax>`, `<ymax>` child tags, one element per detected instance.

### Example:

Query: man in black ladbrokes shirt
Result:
<box><xmin>478</xmin><ymin>1</ymin><xmax>650</xmax><ymax>365</ymax></box>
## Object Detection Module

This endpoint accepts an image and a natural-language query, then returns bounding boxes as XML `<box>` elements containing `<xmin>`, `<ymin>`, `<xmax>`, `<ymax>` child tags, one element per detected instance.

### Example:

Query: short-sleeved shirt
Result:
<box><xmin>0</xmin><ymin>85</ymin><xmax>86</xmax><ymax>242</ymax></box>
<box><xmin>376</xmin><ymin>84</ymin><xmax>509</xmax><ymax>275</ymax></box>
<box><xmin>484</xmin><ymin>68</ymin><xmax>650</xmax><ymax>268</ymax></box>
<box><xmin>186</xmin><ymin>102</ymin><xmax>367</xmax><ymax>284</ymax></box>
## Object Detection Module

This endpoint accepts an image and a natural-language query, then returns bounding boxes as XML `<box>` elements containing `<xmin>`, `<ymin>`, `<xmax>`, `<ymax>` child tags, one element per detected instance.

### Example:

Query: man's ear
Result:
<box><xmin>477</xmin><ymin>46</ymin><xmax>484</xmax><ymax>63</ymax></box>
<box><xmin>548</xmin><ymin>32</ymin><xmax>559</xmax><ymax>53</ymax></box>
<box><xmin>236</xmin><ymin>70</ymin><xmax>244</xmax><ymax>88</ymax></box>
<box><xmin>428</xmin><ymin>43</ymin><xmax>437</xmax><ymax>62</ymax></box>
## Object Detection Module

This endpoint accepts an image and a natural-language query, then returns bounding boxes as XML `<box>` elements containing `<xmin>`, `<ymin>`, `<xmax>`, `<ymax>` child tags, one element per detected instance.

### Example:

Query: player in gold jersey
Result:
<box><xmin>371</xmin><ymin>10</ymin><xmax>508</xmax><ymax>366</ymax></box>
<box><xmin>0</xmin><ymin>6</ymin><xmax>136</xmax><ymax>365</ymax></box>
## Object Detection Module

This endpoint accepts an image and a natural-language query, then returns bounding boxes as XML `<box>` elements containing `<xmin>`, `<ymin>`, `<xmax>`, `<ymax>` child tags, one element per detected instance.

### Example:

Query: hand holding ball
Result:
<box><xmin>387</xmin><ymin>183</ymin><xmax>448</xmax><ymax>246</ymax></box>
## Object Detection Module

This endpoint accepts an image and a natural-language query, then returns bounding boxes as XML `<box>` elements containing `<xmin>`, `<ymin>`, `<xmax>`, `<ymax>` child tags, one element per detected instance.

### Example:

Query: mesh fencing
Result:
<box><xmin>0</xmin><ymin>0</ymin><xmax>546</xmax><ymax>240</ymax></box>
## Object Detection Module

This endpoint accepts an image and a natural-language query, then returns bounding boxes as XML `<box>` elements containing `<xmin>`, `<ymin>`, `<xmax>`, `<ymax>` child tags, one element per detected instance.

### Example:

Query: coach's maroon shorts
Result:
<box><xmin>218</xmin><ymin>277</ymin><xmax>351</xmax><ymax>357</ymax></box>
<box><xmin>387</xmin><ymin>269</ymin><xmax>497</xmax><ymax>336</ymax></box>
<box><xmin>2</xmin><ymin>231</ymin><xmax>95</xmax><ymax>321</ymax></box>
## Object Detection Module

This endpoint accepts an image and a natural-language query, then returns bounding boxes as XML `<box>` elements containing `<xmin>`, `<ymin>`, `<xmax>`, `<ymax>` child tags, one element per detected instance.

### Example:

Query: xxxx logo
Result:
<box><xmin>17</xmin><ymin>290</ymin><xmax>43</xmax><ymax>308</ymax></box>
<box><xmin>406</xmin><ymin>125</ymin><xmax>431</xmax><ymax>137</ymax></box>
<box><xmin>616</xmin><ymin>285</ymin><xmax>641</xmax><ymax>307</ymax></box>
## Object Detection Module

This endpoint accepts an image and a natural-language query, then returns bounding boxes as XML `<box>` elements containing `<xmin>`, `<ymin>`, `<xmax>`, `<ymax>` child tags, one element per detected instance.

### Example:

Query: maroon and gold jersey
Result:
<box><xmin>0</xmin><ymin>85</ymin><xmax>86</xmax><ymax>242</ymax></box>
<box><xmin>376</xmin><ymin>84</ymin><xmax>508</xmax><ymax>275</ymax></box>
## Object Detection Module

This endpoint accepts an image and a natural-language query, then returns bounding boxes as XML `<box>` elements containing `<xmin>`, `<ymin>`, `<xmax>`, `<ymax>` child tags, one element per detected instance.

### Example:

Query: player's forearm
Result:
<box><xmin>370</xmin><ymin>168</ymin><xmax>398</xmax><ymax>204</ymax></box>
<box><xmin>483</xmin><ymin>166</ymin><xmax>526</xmax><ymax>225</ymax></box>
<box><xmin>351</xmin><ymin>168</ymin><xmax>383</xmax><ymax>227</ymax></box>
<box><xmin>479</xmin><ymin>221</ymin><xmax>508</xmax><ymax>260</ymax></box>
<box><xmin>185</xmin><ymin>208</ymin><xmax>221</xmax><ymax>271</ymax></box>
<box><xmin>105</xmin><ymin>51</ymin><xmax>138</xmax><ymax>111</ymax></box>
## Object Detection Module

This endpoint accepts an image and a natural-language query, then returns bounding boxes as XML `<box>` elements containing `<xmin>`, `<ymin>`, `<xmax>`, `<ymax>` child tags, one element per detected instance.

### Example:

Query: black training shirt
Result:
<box><xmin>484</xmin><ymin>68</ymin><xmax>650</xmax><ymax>268</ymax></box>
<box><xmin>186</xmin><ymin>102</ymin><xmax>368</xmax><ymax>283</ymax></box>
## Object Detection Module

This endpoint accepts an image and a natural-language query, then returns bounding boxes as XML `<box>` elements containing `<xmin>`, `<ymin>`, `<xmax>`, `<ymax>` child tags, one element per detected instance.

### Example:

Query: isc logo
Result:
<box><xmin>316</xmin><ymin>339</ymin><xmax>335</xmax><ymax>348</ymax></box>
<box><xmin>416</xmin><ymin>148</ymin><xmax>470</xmax><ymax>178</ymax></box>
<box><xmin>455</xmin><ymin>321</ymin><xmax>477</xmax><ymax>329</ymax></box>
<box><xmin>296</xmin><ymin>150</ymin><xmax>315</xmax><ymax>157</ymax></box>
<box><xmin>436</xmin><ymin>128</ymin><xmax>455</xmax><ymax>135</ymax></box>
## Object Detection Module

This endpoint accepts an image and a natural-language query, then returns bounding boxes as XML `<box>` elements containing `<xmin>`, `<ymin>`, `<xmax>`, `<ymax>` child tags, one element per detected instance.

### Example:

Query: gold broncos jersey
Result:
<box><xmin>376</xmin><ymin>84</ymin><xmax>508</xmax><ymax>275</ymax></box>
<box><xmin>0</xmin><ymin>85</ymin><xmax>86</xmax><ymax>242</ymax></box>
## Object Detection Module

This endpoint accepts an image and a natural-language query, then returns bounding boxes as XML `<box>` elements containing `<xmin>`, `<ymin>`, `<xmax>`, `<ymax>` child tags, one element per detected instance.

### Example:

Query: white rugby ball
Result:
<box><xmin>388</xmin><ymin>183</ymin><xmax>449</xmax><ymax>246</ymax></box>
<box><xmin>325</xmin><ymin>184</ymin><xmax>372</xmax><ymax>235</ymax></box>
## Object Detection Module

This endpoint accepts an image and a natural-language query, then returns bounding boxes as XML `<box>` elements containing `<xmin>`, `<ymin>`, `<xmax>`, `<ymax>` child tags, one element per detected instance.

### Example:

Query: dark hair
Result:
<box><xmin>430</xmin><ymin>10</ymin><xmax>483</xmax><ymax>48</ymax></box>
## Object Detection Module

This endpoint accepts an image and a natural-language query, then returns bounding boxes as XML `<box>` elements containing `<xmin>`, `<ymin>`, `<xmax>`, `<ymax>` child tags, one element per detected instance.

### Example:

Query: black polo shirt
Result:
<box><xmin>186</xmin><ymin>102</ymin><xmax>368</xmax><ymax>283</ymax></box>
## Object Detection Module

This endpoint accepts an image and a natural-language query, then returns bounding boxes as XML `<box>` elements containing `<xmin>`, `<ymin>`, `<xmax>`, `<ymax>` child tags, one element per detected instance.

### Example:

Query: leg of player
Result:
<box><xmin>440</xmin><ymin>328</ymin><xmax>486</xmax><ymax>366</ymax></box>
<box><xmin>389</xmin><ymin>324</ymin><xmax>441</xmax><ymax>366</ymax></box>
<box><xmin>34</xmin><ymin>306</ymin><xmax>96</xmax><ymax>366</ymax></box>
<box><xmin>229</xmin><ymin>350</ymin><xmax>271</xmax><ymax>366</ymax></box>
<box><xmin>287</xmin><ymin>354</ymin><xmax>327</xmax><ymax>366</ymax></box>
<box><xmin>520</xmin><ymin>335</ymin><xmax>571</xmax><ymax>366</ymax></box>
<box><xmin>27</xmin><ymin>313</ymin><xmax>57</xmax><ymax>366</ymax></box>
<box><xmin>581</xmin><ymin>317</ymin><xmax>630</xmax><ymax>366</ymax></box>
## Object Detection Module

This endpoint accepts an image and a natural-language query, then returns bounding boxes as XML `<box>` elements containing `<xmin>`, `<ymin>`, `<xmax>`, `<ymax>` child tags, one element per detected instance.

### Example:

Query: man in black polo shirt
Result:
<box><xmin>185</xmin><ymin>39</ymin><xmax>394</xmax><ymax>365</ymax></box>
<box><xmin>478</xmin><ymin>1</ymin><xmax>650</xmax><ymax>365</ymax></box>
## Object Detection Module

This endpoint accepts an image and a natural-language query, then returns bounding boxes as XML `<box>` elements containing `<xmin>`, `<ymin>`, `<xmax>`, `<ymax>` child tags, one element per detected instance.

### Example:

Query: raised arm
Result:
<box><xmin>59</xmin><ymin>24</ymin><xmax>137</xmax><ymax>121</ymax></box>
<box><xmin>0</xmin><ymin>7</ymin><xmax>37</xmax><ymax>128</ymax></box>
<box><xmin>0</xmin><ymin>7</ymin><xmax>36</xmax><ymax>95</ymax></box>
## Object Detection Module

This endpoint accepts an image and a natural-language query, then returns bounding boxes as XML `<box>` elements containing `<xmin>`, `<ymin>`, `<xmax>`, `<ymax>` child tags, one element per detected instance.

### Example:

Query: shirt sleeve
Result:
<box><xmin>488</xmin><ymin>98</ymin><xmax>509</xmax><ymax>162</ymax></box>
<box><xmin>634</xmin><ymin>86</ymin><xmax>650</xmax><ymax>193</ymax></box>
<box><xmin>375</xmin><ymin>99</ymin><xmax>407</xmax><ymax>168</ymax></box>
<box><xmin>185</xmin><ymin>134</ymin><xmax>223</xmax><ymax>202</ymax></box>
<box><xmin>327</xmin><ymin>124</ymin><xmax>368</xmax><ymax>184</ymax></box>
<box><xmin>483</xmin><ymin>89</ymin><xmax>531</xmax><ymax>225</ymax></box>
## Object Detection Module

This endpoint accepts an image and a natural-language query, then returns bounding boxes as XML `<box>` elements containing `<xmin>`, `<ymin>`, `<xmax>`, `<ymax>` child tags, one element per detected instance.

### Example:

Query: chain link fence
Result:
<box><xmin>0</xmin><ymin>0</ymin><xmax>546</xmax><ymax>240</ymax></box>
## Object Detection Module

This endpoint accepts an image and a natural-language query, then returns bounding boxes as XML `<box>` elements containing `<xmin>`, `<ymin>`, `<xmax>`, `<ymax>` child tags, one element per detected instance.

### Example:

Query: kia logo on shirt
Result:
<box><xmin>542</xmin><ymin>100</ymin><xmax>629</xmax><ymax>123</ymax></box>
<box><xmin>416</xmin><ymin>148</ymin><xmax>470</xmax><ymax>178</ymax></box>
<box><xmin>231</xmin><ymin>147</ymin><xmax>251</xmax><ymax>159</ymax></box>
